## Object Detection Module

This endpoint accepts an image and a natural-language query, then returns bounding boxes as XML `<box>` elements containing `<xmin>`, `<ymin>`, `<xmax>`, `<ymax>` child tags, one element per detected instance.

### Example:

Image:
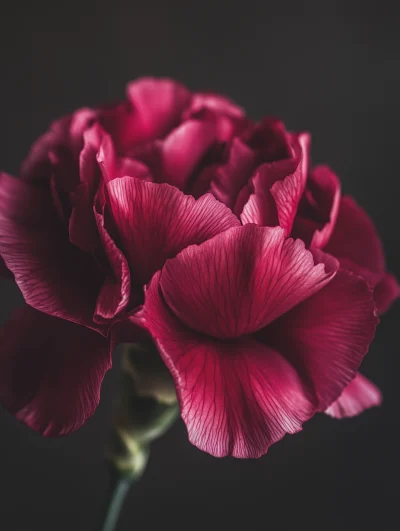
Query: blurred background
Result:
<box><xmin>0</xmin><ymin>1</ymin><xmax>399</xmax><ymax>530</ymax></box>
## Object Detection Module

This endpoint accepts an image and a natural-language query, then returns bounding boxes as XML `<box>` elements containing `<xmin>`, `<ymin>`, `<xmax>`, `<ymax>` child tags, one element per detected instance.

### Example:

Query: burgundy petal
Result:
<box><xmin>98</xmin><ymin>102</ymin><xmax>136</xmax><ymax>155</ymax></box>
<box><xmin>160</xmin><ymin>225</ymin><xmax>337</xmax><ymax>340</ymax></box>
<box><xmin>264</xmin><ymin>269</ymin><xmax>378</xmax><ymax>410</ymax></box>
<box><xmin>325</xmin><ymin>196</ymin><xmax>385</xmax><ymax>272</ymax></box>
<box><xmin>106</xmin><ymin>177</ymin><xmax>240</xmax><ymax>286</ymax></box>
<box><xmin>0</xmin><ymin>173</ymin><xmax>102</xmax><ymax>329</ymax></box>
<box><xmin>325</xmin><ymin>195</ymin><xmax>399</xmax><ymax>312</ymax></box>
<box><xmin>161</xmin><ymin>120</ymin><xmax>216</xmax><ymax>189</ymax></box>
<box><xmin>69</xmin><ymin>125</ymin><xmax>103</xmax><ymax>251</ymax></box>
<box><xmin>325</xmin><ymin>372</ymin><xmax>382</xmax><ymax>418</ymax></box>
<box><xmin>210</xmin><ymin>138</ymin><xmax>256</xmax><ymax>209</ymax></box>
<box><xmin>0</xmin><ymin>306</ymin><xmax>111</xmax><ymax>436</ymax></box>
<box><xmin>135</xmin><ymin>272</ymin><xmax>314</xmax><ymax>458</ymax></box>
<box><xmin>21</xmin><ymin>109</ymin><xmax>96</xmax><ymax>182</ymax></box>
<box><xmin>243</xmin><ymin>118</ymin><xmax>293</xmax><ymax>162</ymax></box>
<box><xmin>291</xmin><ymin>165</ymin><xmax>341</xmax><ymax>248</ymax></box>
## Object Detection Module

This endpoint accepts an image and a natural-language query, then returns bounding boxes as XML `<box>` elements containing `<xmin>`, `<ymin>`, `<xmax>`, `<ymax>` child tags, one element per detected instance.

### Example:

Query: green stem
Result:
<box><xmin>97</xmin><ymin>467</ymin><xmax>134</xmax><ymax>531</ymax></box>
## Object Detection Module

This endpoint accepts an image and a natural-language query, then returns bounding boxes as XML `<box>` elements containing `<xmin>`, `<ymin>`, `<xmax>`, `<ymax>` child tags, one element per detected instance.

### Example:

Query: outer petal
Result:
<box><xmin>160</xmin><ymin>225</ymin><xmax>337</xmax><ymax>340</ymax></box>
<box><xmin>0</xmin><ymin>174</ymin><xmax>102</xmax><ymax>329</ymax></box>
<box><xmin>135</xmin><ymin>272</ymin><xmax>314</xmax><ymax>458</ymax></box>
<box><xmin>106</xmin><ymin>177</ymin><xmax>240</xmax><ymax>286</ymax></box>
<box><xmin>325</xmin><ymin>196</ymin><xmax>400</xmax><ymax>312</ymax></box>
<box><xmin>325</xmin><ymin>373</ymin><xmax>382</xmax><ymax>418</ymax></box>
<box><xmin>291</xmin><ymin>165</ymin><xmax>341</xmax><ymax>248</ymax></box>
<box><xmin>325</xmin><ymin>196</ymin><xmax>385</xmax><ymax>272</ymax></box>
<box><xmin>21</xmin><ymin>109</ymin><xmax>96</xmax><ymax>182</ymax></box>
<box><xmin>264</xmin><ymin>269</ymin><xmax>378</xmax><ymax>410</ymax></box>
<box><xmin>0</xmin><ymin>306</ymin><xmax>111</xmax><ymax>436</ymax></box>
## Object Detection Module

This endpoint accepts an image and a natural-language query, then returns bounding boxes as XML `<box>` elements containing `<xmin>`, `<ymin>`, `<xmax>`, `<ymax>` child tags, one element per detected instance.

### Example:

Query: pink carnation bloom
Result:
<box><xmin>0</xmin><ymin>77</ymin><xmax>395</xmax><ymax>457</ymax></box>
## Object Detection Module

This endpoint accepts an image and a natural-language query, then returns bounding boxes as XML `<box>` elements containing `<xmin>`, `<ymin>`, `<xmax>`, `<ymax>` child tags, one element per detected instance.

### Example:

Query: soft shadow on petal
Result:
<box><xmin>210</xmin><ymin>138</ymin><xmax>256</xmax><ymax>209</ymax></box>
<box><xmin>291</xmin><ymin>165</ymin><xmax>341</xmax><ymax>248</ymax></box>
<box><xmin>21</xmin><ymin>109</ymin><xmax>96</xmax><ymax>182</ymax></box>
<box><xmin>325</xmin><ymin>196</ymin><xmax>400</xmax><ymax>313</ymax></box>
<box><xmin>93</xmin><ymin>209</ymin><xmax>131</xmax><ymax>323</ymax></box>
<box><xmin>0</xmin><ymin>173</ymin><xmax>102</xmax><ymax>329</ymax></box>
<box><xmin>325</xmin><ymin>196</ymin><xmax>386</xmax><ymax>272</ymax></box>
<box><xmin>0</xmin><ymin>305</ymin><xmax>111</xmax><ymax>436</ymax></box>
<box><xmin>264</xmin><ymin>269</ymin><xmax>378</xmax><ymax>410</ymax></box>
<box><xmin>70</xmin><ymin>124</ymin><xmax>149</xmax><ymax>252</ymax></box>
<box><xmin>240</xmin><ymin>133</ymin><xmax>310</xmax><ymax>229</ymax></box>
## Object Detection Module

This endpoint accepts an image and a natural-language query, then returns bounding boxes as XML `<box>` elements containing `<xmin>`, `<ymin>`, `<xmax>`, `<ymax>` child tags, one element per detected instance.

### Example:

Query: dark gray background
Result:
<box><xmin>0</xmin><ymin>2</ymin><xmax>399</xmax><ymax>530</ymax></box>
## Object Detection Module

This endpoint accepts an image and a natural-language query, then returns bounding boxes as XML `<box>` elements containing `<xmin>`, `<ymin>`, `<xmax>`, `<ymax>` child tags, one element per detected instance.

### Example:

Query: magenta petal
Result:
<box><xmin>161</xmin><ymin>120</ymin><xmax>216</xmax><ymax>189</ymax></box>
<box><xmin>210</xmin><ymin>138</ymin><xmax>256</xmax><ymax>209</ymax></box>
<box><xmin>265</xmin><ymin>269</ymin><xmax>378</xmax><ymax>410</ymax></box>
<box><xmin>325</xmin><ymin>373</ymin><xmax>382</xmax><ymax>418</ymax></box>
<box><xmin>126</xmin><ymin>77</ymin><xmax>191</xmax><ymax>142</ymax></box>
<box><xmin>136</xmin><ymin>273</ymin><xmax>314</xmax><ymax>458</ymax></box>
<box><xmin>160</xmin><ymin>225</ymin><xmax>337</xmax><ymax>340</ymax></box>
<box><xmin>106</xmin><ymin>177</ymin><xmax>240</xmax><ymax>286</ymax></box>
<box><xmin>0</xmin><ymin>174</ymin><xmax>102</xmax><ymax>329</ymax></box>
<box><xmin>0</xmin><ymin>306</ymin><xmax>111</xmax><ymax>436</ymax></box>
